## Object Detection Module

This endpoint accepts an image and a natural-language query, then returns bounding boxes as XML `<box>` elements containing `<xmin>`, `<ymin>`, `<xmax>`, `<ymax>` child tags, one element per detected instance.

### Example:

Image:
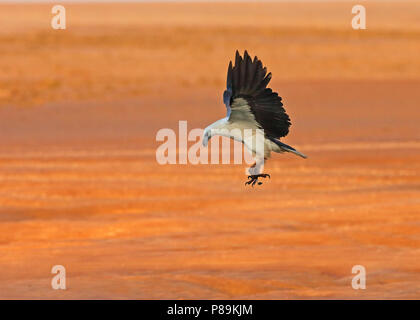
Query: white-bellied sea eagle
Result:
<box><xmin>202</xmin><ymin>50</ymin><xmax>307</xmax><ymax>186</ymax></box>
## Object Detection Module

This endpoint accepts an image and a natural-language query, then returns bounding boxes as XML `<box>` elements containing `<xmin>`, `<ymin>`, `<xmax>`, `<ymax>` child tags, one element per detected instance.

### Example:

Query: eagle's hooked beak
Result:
<box><xmin>202</xmin><ymin>130</ymin><xmax>211</xmax><ymax>147</ymax></box>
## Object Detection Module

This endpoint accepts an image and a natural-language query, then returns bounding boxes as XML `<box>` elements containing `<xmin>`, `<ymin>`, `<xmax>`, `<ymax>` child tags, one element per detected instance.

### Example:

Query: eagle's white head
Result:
<box><xmin>202</xmin><ymin>118</ymin><xmax>229</xmax><ymax>147</ymax></box>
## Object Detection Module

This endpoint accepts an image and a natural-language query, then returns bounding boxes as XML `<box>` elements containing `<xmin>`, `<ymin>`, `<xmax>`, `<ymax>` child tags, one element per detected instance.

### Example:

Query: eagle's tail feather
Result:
<box><xmin>269</xmin><ymin>137</ymin><xmax>307</xmax><ymax>159</ymax></box>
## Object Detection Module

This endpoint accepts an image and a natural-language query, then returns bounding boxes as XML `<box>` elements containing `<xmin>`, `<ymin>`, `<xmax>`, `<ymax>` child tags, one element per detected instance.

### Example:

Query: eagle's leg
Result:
<box><xmin>245</xmin><ymin>173</ymin><xmax>270</xmax><ymax>187</ymax></box>
<box><xmin>245</xmin><ymin>158</ymin><xmax>269</xmax><ymax>186</ymax></box>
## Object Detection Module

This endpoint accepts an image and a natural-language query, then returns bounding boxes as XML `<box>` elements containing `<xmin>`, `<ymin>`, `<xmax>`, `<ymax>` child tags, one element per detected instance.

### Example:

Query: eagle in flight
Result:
<box><xmin>202</xmin><ymin>50</ymin><xmax>307</xmax><ymax>186</ymax></box>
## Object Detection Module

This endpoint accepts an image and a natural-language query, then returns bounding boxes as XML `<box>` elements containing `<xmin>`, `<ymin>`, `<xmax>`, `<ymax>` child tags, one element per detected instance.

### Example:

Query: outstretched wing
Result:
<box><xmin>223</xmin><ymin>50</ymin><xmax>291</xmax><ymax>138</ymax></box>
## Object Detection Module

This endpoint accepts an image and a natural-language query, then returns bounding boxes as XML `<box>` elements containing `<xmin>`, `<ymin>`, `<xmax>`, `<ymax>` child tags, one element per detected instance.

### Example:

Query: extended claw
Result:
<box><xmin>245</xmin><ymin>174</ymin><xmax>271</xmax><ymax>187</ymax></box>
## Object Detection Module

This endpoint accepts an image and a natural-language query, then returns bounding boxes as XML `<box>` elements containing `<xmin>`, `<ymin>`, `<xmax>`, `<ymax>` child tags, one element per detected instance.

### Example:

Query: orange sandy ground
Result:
<box><xmin>0</xmin><ymin>2</ymin><xmax>419</xmax><ymax>299</ymax></box>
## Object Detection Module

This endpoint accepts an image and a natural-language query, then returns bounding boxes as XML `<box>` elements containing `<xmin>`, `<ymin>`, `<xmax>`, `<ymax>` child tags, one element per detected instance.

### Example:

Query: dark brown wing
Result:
<box><xmin>224</xmin><ymin>50</ymin><xmax>291</xmax><ymax>138</ymax></box>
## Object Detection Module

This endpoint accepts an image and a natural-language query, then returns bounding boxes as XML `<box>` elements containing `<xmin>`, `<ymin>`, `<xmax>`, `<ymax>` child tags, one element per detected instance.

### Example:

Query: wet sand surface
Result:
<box><xmin>0</xmin><ymin>2</ymin><xmax>419</xmax><ymax>299</ymax></box>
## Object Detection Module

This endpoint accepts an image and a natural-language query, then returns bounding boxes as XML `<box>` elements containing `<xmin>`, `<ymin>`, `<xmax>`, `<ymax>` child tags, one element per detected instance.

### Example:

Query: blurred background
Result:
<box><xmin>0</xmin><ymin>0</ymin><xmax>419</xmax><ymax>299</ymax></box>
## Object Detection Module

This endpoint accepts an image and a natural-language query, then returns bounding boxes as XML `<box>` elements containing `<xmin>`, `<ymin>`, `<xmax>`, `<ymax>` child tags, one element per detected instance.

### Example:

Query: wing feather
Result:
<box><xmin>223</xmin><ymin>50</ymin><xmax>291</xmax><ymax>138</ymax></box>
